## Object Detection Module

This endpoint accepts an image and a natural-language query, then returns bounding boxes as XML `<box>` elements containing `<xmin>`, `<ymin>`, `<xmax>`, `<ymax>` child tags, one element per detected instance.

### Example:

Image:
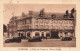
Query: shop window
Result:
<box><xmin>46</xmin><ymin>32</ymin><xmax>50</xmax><ymax>37</ymax></box>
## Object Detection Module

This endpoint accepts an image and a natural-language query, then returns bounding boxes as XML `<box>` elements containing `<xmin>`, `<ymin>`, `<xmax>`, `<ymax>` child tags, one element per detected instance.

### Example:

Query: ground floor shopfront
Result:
<box><xmin>17</xmin><ymin>29</ymin><xmax>75</xmax><ymax>39</ymax></box>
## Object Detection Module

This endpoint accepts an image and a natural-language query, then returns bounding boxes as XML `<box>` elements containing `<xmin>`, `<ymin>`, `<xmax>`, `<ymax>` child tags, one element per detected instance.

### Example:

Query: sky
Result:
<box><xmin>3</xmin><ymin>4</ymin><xmax>76</xmax><ymax>25</ymax></box>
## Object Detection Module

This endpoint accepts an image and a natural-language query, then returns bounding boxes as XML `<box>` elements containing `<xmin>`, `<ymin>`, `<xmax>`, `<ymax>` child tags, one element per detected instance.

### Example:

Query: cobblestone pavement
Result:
<box><xmin>3</xmin><ymin>38</ymin><xmax>76</xmax><ymax>47</ymax></box>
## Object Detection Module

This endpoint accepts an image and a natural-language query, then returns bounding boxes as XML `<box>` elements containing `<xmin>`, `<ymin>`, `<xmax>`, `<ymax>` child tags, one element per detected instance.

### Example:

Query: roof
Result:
<box><xmin>10</xmin><ymin>11</ymin><xmax>75</xmax><ymax>21</ymax></box>
<box><xmin>27</xmin><ymin>11</ymin><xmax>65</xmax><ymax>18</ymax></box>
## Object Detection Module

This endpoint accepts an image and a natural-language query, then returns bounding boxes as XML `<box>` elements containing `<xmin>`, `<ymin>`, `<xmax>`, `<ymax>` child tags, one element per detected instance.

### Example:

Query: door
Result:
<box><xmin>51</xmin><ymin>31</ymin><xmax>59</xmax><ymax>38</ymax></box>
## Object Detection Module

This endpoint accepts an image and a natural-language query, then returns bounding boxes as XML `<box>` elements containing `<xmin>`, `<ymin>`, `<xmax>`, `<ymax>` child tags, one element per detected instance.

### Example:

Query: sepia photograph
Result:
<box><xmin>3</xmin><ymin>4</ymin><xmax>76</xmax><ymax>47</ymax></box>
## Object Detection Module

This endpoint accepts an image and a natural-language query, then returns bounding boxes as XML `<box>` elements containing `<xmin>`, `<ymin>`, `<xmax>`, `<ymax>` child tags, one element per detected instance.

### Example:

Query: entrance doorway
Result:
<box><xmin>51</xmin><ymin>31</ymin><xmax>59</xmax><ymax>38</ymax></box>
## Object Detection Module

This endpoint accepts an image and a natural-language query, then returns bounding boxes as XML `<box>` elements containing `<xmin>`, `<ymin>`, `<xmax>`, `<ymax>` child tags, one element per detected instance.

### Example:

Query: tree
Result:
<box><xmin>3</xmin><ymin>24</ymin><xmax>7</xmax><ymax>32</ymax></box>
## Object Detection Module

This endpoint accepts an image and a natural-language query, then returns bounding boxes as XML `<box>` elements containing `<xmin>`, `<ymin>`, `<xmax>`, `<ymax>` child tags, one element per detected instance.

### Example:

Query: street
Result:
<box><xmin>4</xmin><ymin>38</ymin><xmax>76</xmax><ymax>47</ymax></box>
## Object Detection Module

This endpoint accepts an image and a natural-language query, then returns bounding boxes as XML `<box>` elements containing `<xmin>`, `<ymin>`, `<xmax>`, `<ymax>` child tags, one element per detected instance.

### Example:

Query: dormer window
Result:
<box><xmin>63</xmin><ymin>10</ymin><xmax>69</xmax><ymax>18</ymax></box>
<box><xmin>28</xmin><ymin>11</ymin><xmax>33</xmax><ymax>17</ymax></box>
<box><xmin>22</xmin><ymin>12</ymin><xmax>26</xmax><ymax>17</ymax></box>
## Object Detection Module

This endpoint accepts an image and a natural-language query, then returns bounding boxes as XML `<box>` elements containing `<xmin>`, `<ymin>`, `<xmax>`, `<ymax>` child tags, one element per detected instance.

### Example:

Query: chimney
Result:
<box><xmin>22</xmin><ymin>12</ymin><xmax>26</xmax><ymax>17</ymax></box>
<box><xmin>70</xmin><ymin>8</ymin><xmax>76</xmax><ymax>18</ymax></box>
<box><xmin>39</xmin><ymin>8</ymin><xmax>45</xmax><ymax>17</ymax></box>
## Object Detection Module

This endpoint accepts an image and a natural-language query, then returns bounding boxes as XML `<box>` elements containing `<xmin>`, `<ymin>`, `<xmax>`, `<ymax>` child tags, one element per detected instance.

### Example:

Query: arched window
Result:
<box><xmin>18</xmin><ymin>33</ymin><xmax>21</xmax><ymax>37</ymax></box>
<box><xmin>27</xmin><ymin>32</ymin><xmax>30</xmax><ymax>37</ymax></box>
<box><xmin>42</xmin><ymin>32</ymin><xmax>44</xmax><ymax>37</ymax></box>
<box><xmin>35</xmin><ymin>32</ymin><xmax>40</xmax><ymax>36</ymax></box>
<box><xmin>65</xmin><ymin>32</ymin><xmax>68</xmax><ymax>36</ymax></box>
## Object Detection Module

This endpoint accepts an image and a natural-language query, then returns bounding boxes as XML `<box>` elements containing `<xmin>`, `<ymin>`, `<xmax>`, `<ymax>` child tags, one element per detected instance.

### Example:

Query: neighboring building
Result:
<box><xmin>7</xmin><ymin>16</ymin><xmax>18</xmax><ymax>37</ymax></box>
<box><xmin>7</xmin><ymin>8</ymin><xmax>76</xmax><ymax>38</ymax></box>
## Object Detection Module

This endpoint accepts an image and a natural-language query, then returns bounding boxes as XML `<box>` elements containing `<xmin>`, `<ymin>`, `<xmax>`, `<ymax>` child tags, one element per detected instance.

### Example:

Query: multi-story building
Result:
<box><xmin>7</xmin><ymin>8</ymin><xmax>76</xmax><ymax>38</ymax></box>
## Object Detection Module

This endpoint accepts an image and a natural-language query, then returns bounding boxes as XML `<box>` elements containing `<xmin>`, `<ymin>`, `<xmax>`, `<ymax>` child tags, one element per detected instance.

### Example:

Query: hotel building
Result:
<box><xmin>7</xmin><ymin>8</ymin><xmax>76</xmax><ymax>38</ymax></box>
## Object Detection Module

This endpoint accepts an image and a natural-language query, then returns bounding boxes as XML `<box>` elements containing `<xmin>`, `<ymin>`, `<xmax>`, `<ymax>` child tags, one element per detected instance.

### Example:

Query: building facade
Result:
<box><xmin>7</xmin><ymin>9</ymin><xmax>76</xmax><ymax>38</ymax></box>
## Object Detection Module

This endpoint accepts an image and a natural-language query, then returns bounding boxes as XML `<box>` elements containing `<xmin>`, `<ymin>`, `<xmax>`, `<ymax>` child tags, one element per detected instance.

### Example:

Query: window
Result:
<box><xmin>51</xmin><ymin>25</ymin><xmax>53</xmax><ymax>29</ymax></box>
<box><xmin>35</xmin><ymin>19</ymin><xmax>38</xmax><ymax>23</ymax></box>
<box><xmin>46</xmin><ymin>32</ymin><xmax>50</xmax><ymax>37</ymax></box>
<box><xmin>71</xmin><ymin>32</ymin><xmax>74</xmax><ymax>37</ymax></box>
<box><xmin>41</xmin><ymin>19</ymin><xmax>43</xmax><ymax>23</ymax></box>
<box><xmin>46</xmin><ymin>25</ymin><xmax>49</xmax><ymax>29</ymax></box>
<box><xmin>26</xmin><ymin>20</ymin><xmax>30</xmax><ymax>24</ymax></box>
<box><xmin>42</xmin><ymin>32</ymin><xmax>44</xmax><ymax>37</ymax></box>
<box><xmin>44</xmin><ymin>19</ymin><xmax>46</xmax><ymax>23</ymax></box>
<box><xmin>46</xmin><ymin>20</ymin><xmax>49</xmax><ymax>24</ymax></box>
<box><xmin>60</xmin><ymin>32</ymin><xmax>62</xmax><ymax>34</ymax></box>
<box><xmin>35</xmin><ymin>32</ymin><xmax>40</xmax><ymax>36</ymax></box>
<box><xmin>41</xmin><ymin>25</ymin><xmax>44</xmax><ymax>29</ymax></box>
<box><xmin>51</xmin><ymin>20</ymin><xmax>53</xmax><ymax>24</ymax></box>
<box><xmin>35</xmin><ymin>25</ymin><xmax>38</xmax><ymax>29</ymax></box>
<box><xmin>65</xmin><ymin>32</ymin><xmax>68</xmax><ymax>36</ymax></box>
<box><xmin>27</xmin><ymin>32</ymin><xmax>30</xmax><ymax>37</ymax></box>
<box><xmin>25</xmin><ymin>21</ymin><xmax>26</xmax><ymax>24</ymax></box>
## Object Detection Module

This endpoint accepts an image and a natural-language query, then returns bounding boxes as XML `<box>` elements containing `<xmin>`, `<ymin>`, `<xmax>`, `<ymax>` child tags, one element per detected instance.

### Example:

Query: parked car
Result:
<box><xmin>20</xmin><ymin>36</ymin><xmax>26</xmax><ymax>39</ymax></box>
<box><xmin>28</xmin><ymin>36</ymin><xmax>42</xmax><ymax>42</ymax></box>
<box><xmin>5</xmin><ymin>37</ymin><xmax>21</xmax><ymax>43</ymax></box>
<box><xmin>61</xmin><ymin>37</ymin><xmax>72</xmax><ymax>41</ymax></box>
